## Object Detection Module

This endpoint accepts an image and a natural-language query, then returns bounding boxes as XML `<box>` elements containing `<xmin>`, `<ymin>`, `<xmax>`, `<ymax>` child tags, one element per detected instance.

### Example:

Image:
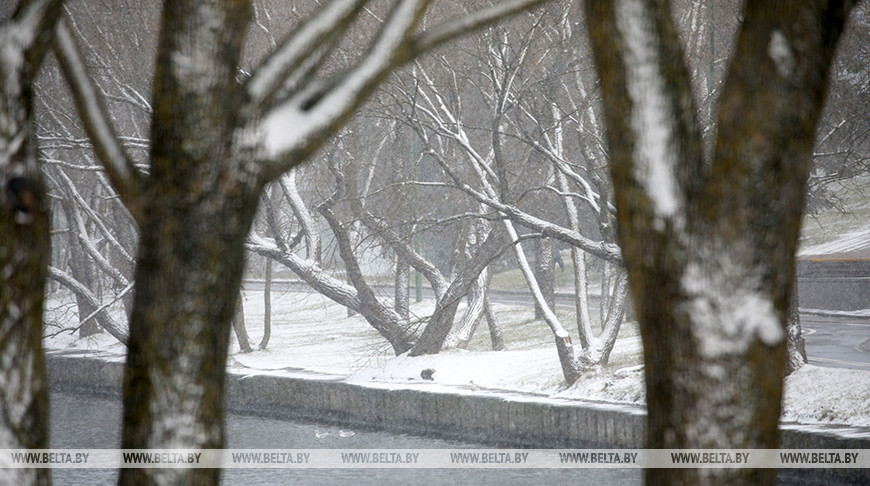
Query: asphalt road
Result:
<box><xmin>243</xmin><ymin>279</ymin><xmax>870</xmax><ymax>371</ymax></box>
<box><xmin>801</xmin><ymin>314</ymin><xmax>870</xmax><ymax>371</ymax></box>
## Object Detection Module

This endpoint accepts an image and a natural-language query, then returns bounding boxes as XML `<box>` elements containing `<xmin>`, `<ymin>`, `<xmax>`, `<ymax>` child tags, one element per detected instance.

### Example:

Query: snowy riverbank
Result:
<box><xmin>44</xmin><ymin>289</ymin><xmax>870</xmax><ymax>429</ymax></box>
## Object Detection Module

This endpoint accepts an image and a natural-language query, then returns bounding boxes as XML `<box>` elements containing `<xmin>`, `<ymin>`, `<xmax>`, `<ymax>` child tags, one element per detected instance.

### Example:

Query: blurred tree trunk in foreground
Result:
<box><xmin>0</xmin><ymin>1</ymin><xmax>63</xmax><ymax>485</ymax></box>
<box><xmin>585</xmin><ymin>0</ymin><xmax>859</xmax><ymax>484</ymax></box>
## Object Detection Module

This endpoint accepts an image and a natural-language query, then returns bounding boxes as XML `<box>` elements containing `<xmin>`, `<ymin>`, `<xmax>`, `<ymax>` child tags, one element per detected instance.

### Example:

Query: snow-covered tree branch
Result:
<box><xmin>250</xmin><ymin>0</ymin><xmax>551</xmax><ymax>181</ymax></box>
<box><xmin>53</xmin><ymin>17</ymin><xmax>145</xmax><ymax>222</ymax></box>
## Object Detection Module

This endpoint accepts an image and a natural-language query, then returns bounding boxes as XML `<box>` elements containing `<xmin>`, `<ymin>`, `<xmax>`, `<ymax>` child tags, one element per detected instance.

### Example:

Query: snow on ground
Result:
<box><xmin>43</xmin><ymin>288</ymin><xmax>870</xmax><ymax>428</ymax></box>
<box><xmin>783</xmin><ymin>365</ymin><xmax>870</xmax><ymax>427</ymax></box>
<box><xmin>799</xmin><ymin>228</ymin><xmax>870</xmax><ymax>259</ymax></box>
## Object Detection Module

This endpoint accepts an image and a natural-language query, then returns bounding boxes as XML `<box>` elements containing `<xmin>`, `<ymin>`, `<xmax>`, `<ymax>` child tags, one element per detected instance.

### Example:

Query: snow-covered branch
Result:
<box><xmin>246</xmin><ymin>235</ymin><xmax>363</xmax><ymax>314</ymax></box>
<box><xmin>54</xmin><ymin>17</ymin><xmax>145</xmax><ymax>223</ymax></box>
<box><xmin>280</xmin><ymin>169</ymin><xmax>320</xmax><ymax>260</ymax></box>
<box><xmin>54</xmin><ymin>169</ymin><xmax>135</xmax><ymax>266</ymax></box>
<box><xmin>434</xmin><ymin>153</ymin><xmax>622</xmax><ymax>264</ymax></box>
<box><xmin>252</xmin><ymin>0</ymin><xmax>551</xmax><ymax>181</ymax></box>
<box><xmin>47</xmin><ymin>266</ymin><xmax>128</xmax><ymax>344</ymax></box>
<box><xmin>406</xmin><ymin>0</ymin><xmax>549</xmax><ymax>60</ymax></box>
<box><xmin>353</xmin><ymin>200</ymin><xmax>449</xmax><ymax>298</ymax></box>
<box><xmin>256</xmin><ymin>0</ymin><xmax>429</xmax><ymax>175</ymax></box>
<box><xmin>245</xmin><ymin>0</ymin><xmax>368</xmax><ymax>110</ymax></box>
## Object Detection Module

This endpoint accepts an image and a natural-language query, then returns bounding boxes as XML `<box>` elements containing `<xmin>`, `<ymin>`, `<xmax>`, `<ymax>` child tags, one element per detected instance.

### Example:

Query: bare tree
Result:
<box><xmin>248</xmin><ymin>157</ymin><xmax>419</xmax><ymax>354</ymax></box>
<box><xmin>384</xmin><ymin>16</ymin><xmax>632</xmax><ymax>381</ymax></box>
<box><xmin>249</xmin><ymin>122</ymin><xmax>509</xmax><ymax>356</ymax></box>
<box><xmin>52</xmin><ymin>2</ymin><xmax>551</xmax><ymax>482</ymax></box>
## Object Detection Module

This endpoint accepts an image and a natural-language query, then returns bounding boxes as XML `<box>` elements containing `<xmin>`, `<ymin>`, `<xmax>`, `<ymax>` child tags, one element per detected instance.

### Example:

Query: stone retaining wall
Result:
<box><xmin>47</xmin><ymin>353</ymin><xmax>870</xmax><ymax>484</ymax></box>
<box><xmin>225</xmin><ymin>373</ymin><xmax>646</xmax><ymax>448</ymax></box>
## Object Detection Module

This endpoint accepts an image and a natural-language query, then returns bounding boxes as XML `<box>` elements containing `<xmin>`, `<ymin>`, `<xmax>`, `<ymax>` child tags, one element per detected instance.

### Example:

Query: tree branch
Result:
<box><xmin>47</xmin><ymin>266</ymin><xmax>128</xmax><ymax>344</ymax></box>
<box><xmin>254</xmin><ymin>0</ymin><xmax>552</xmax><ymax>181</ymax></box>
<box><xmin>54</xmin><ymin>17</ymin><xmax>145</xmax><ymax>223</ymax></box>
<box><xmin>245</xmin><ymin>0</ymin><xmax>369</xmax><ymax>111</ymax></box>
<box><xmin>435</xmin><ymin>150</ymin><xmax>623</xmax><ymax>264</ymax></box>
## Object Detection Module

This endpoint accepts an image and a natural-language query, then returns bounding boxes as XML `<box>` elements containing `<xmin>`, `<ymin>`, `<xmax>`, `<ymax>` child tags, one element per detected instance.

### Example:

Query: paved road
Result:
<box><xmin>801</xmin><ymin>314</ymin><xmax>870</xmax><ymax>371</ymax></box>
<box><xmin>243</xmin><ymin>279</ymin><xmax>870</xmax><ymax>371</ymax></box>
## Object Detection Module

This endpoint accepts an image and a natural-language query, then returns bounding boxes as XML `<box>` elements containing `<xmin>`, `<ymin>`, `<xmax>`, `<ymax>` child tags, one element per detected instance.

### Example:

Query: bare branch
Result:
<box><xmin>407</xmin><ymin>0</ymin><xmax>550</xmax><ymax>60</ymax></box>
<box><xmin>434</xmin><ymin>149</ymin><xmax>623</xmax><ymax>264</ymax></box>
<box><xmin>53</xmin><ymin>172</ymin><xmax>134</xmax><ymax>266</ymax></box>
<box><xmin>54</xmin><ymin>17</ymin><xmax>144</xmax><ymax>223</ymax></box>
<box><xmin>255</xmin><ymin>0</ymin><xmax>552</xmax><ymax>181</ymax></box>
<box><xmin>47</xmin><ymin>266</ymin><xmax>128</xmax><ymax>344</ymax></box>
<box><xmin>245</xmin><ymin>0</ymin><xmax>369</xmax><ymax>110</ymax></box>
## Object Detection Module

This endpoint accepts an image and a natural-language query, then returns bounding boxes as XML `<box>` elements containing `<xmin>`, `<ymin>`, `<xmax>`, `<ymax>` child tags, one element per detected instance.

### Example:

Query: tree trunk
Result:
<box><xmin>585</xmin><ymin>1</ymin><xmax>856</xmax><ymax>484</ymax></box>
<box><xmin>395</xmin><ymin>257</ymin><xmax>410</xmax><ymax>321</ymax></box>
<box><xmin>572</xmin><ymin>244</ymin><xmax>593</xmax><ymax>349</ymax></box>
<box><xmin>119</xmin><ymin>1</ymin><xmax>255</xmax><ymax>484</ymax></box>
<box><xmin>232</xmin><ymin>293</ymin><xmax>252</xmax><ymax>353</ymax></box>
<box><xmin>483</xmin><ymin>292</ymin><xmax>504</xmax><ymax>351</ymax></box>
<box><xmin>443</xmin><ymin>268</ymin><xmax>488</xmax><ymax>349</ymax></box>
<box><xmin>122</xmin><ymin>203</ymin><xmax>256</xmax><ymax>483</ymax></box>
<box><xmin>409</xmin><ymin>230</ymin><xmax>507</xmax><ymax>356</ymax></box>
<box><xmin>61</xmin><ymin>200</ymin><xmax>101</xmax><ymax>337</ymax></box>
<box><xmin>0</xmin><ymin>2</ymin><xmax>63</xmax><ymax>485</ymax></box>
<box><xmin>121</xmin><ymin>189</ymin><xmax>261</xmax><ymax>485</ymax></box>
<box><xmin>259</xmin><ymin>258</ymin><xmax>272</xmax><ymax>350</ymax></box>
<box><xmin>785</xmin><ymin>274</ymin><xmax>807</xmax><ymax>375</ymax></box>
<box><xmin>534</xmin><ymin>236</ymin><xmax>555</xmax><ymax>320</ymax></box>
<box><xmin>111</xmin><ymin>203</ymin><xmax>138</xmax><ymax>314</ymax></box>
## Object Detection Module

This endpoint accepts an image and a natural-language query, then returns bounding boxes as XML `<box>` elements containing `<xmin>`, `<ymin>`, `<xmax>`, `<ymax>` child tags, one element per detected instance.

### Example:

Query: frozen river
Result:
<box><xmin>49</xmin><ymin>390</ymin><xmax>641</xmax><ymax>485</ymax></box>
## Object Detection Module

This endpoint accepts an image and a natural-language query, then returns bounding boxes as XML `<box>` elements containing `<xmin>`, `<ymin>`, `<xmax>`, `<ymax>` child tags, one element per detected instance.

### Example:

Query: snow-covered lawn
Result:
<box><xmin>44</xmin><ymin>288</ymin><xmax>870</xmax><ymax>428</ymax></box>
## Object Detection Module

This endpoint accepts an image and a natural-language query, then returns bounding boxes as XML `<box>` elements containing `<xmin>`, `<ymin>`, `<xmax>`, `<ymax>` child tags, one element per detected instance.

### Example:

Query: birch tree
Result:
<box><xmin>53</xmin><ymin>1</ymin><xmax>548</xmax><ymax>483</ymax></box>
<box><xmin>584</xmin><ymin>1</ymin><xmax>862</xmax><ymax>485</ymax></box>
<box><xmin>0</xmin><ymin>1</ymin><xmax>63</xmax><ymax>485</ymax></box>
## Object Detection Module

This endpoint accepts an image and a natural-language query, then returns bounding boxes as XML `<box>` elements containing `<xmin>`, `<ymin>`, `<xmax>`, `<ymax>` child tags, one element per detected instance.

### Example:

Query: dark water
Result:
<box><xmin>49</xmin><ymin>390</ymin><xmax>641</xmax><ymax>485</ymax></box>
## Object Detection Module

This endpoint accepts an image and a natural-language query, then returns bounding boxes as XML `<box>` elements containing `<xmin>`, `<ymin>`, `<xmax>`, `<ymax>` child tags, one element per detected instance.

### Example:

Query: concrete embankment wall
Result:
<box><xmin>46</xmin><ymin>354</ymin><xmax>645</xmax><ymax>448</ymax></box>
<box><xmin>797</xmin><ymin>260</ymin><xmax>870</xmax><ymax>311</ymax></box>
<box><xmin>47</xmin><ymin>354</ymin><xmax>869</xmax><ymax>484</ymax></box>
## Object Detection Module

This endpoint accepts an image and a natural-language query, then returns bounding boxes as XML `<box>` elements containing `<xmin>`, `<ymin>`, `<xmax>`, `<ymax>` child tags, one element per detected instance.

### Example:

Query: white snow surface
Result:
<box><xmin>43</xmin><ymin>288</ymin><xmax>870</xmax><ymax>428</ymax></box>
<box><xmin>799</xmin><ymin>229</ymin><xmax>870</xmax><ymax>258</ymax></box>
